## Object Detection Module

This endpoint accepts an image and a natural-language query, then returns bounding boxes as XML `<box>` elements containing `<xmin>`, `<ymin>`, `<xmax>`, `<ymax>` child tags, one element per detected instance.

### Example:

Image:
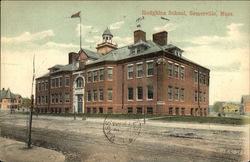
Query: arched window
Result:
<box><xmin>76</xmin><ymin>77</ymin><xmax>83</xmax><ymax>88</ymax></box>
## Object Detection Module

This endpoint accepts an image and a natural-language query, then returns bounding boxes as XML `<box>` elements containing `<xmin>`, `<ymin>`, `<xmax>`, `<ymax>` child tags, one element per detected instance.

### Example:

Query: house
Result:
<box><xmin>0</xmin><ymin>88</ymin><xmax>22</xmax><ymax>111</ymax></box>
<box><xmin>35</xmin><ymin>29</ymin><xmax>210</xmax><ymax>116</ymax></box>
<box><xmin>241</xmin><ymin>95</ymin><xmax>250</xmax><ymax>113</ymax></box>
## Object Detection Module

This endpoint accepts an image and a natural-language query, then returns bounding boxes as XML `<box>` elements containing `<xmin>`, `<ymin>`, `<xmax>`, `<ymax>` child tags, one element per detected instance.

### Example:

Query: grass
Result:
<box><xmin>12</xmin><ymin>111</ymin><xmax>250</xmax><ymax>125</ymax></box>
<box><xmin>150</xmin><ymin>115</ymin><xmax>249</xmax><ymax>125</ymax></box>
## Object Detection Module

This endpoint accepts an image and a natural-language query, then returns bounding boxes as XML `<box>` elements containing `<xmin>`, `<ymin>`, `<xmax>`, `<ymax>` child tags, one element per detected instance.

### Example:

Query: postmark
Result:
<box><xmin>103</xmin><ymin>115</ymin><xmax>141</xmax><ymax>145</ymax></box>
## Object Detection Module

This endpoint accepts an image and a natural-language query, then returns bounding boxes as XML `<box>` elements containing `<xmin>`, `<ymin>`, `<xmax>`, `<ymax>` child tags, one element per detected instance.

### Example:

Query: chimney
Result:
<box><xmin>153</xmin><ymin>31</ymin><xmax>168</xmax><ymax>46</ymax></box>
<box><xmin>68</xmin><ymin>52</ymin><xmax>78</xmax><ymax>64</ymax></box>
<box><xmin>134</xmin><ymin>30</ymin><xmax>146</xmax><ymax>44</ymax></box>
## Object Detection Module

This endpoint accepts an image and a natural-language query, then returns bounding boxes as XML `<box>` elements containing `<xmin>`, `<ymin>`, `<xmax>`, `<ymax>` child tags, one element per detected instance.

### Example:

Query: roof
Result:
<box><xmin>88</xmin><ymin>40</ymin><xmax>209</xmax><ymax>71</ymax></box>
<box><xmin>0</xmin><ymin>88</ymin><xmax>21</xmax><ymax>99</ymax></box>
<box><xmin>79</xmin><ymin>48</ymin><xmax>101</xmax><ymax>59</ymax></box>
<box><xmin>48</xmin><ymin>64</ymin><xmax>64</xmax><ymax>70</ymax></box>
<box><xmin>102</xmin><ymin>27</ymin><xmax>113</xmax><ymax>37</ymax></box>
<box><xmin>242</xmin><ymin>95</ymin><xmax>250</xmax><ymax>103</ymax></box>
<box><xmin>88</xmin><ymin>40</ymin><xmax>162</xmax><ymax>64</ymax></box>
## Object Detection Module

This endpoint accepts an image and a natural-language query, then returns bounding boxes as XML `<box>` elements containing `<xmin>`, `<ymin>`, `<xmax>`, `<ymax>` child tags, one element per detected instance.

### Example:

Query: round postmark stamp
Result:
<box><xmin>103</xmin><ymin>115</ymin><xmax>141</xmax><ymax>145</ymax></box>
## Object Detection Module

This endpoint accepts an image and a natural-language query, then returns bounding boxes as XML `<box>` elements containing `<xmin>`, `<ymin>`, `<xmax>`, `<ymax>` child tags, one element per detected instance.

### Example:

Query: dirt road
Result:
<box><xmin>0</xmin><ymin>113</ymin><xmax>248</xmax><ymax>162</ymax></box>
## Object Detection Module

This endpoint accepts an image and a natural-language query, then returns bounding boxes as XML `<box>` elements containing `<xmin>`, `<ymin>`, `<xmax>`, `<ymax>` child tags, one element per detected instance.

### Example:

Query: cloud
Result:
<box><xmin>182</xmin><ymin>23</ymin><xmax>246</xmax><ymax>46</ymax></box>
<box><xmin>1</xmin><ymin>48</ymin><xmax>69</xmax><ymax>98</ymax></box>
<box><xmin>44</xmin><ymin>41</ymin><xmax>78</xmax><ymax>48</ymax></box>
<box><xmin>1</xmin><ymin>30</ymin><xmax>54</xmax><ymax>43</ymax></box>
<box><xmin>180</xmin><ymin>23</ymin><xmax>249</xmax><ymax>103</ymax></box>
<box><xmin>109</xmin><ymin>21</ymin><xmax>124</xmax><ymax>30</ymax></box>
<box><xmin>153</xmin><ymin>23</ymin><xmax>177</xmax><ymax>32</ymax></box>
<box><xmin>113</xmin><ymin>36</ymin><xmax>133</xmax><ymax>47</ymax></box>
<box><xmin>76</xmin><ymin>24</ymin><xmax>99</xmax><ymax>36</ymax></box>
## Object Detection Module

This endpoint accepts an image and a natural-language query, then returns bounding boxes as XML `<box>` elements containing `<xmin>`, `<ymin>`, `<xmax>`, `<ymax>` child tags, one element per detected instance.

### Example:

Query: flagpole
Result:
<box><xmin>80</xmin><ymin>15</ymin><xmax>82</xmax><ymax>50</ymax></box>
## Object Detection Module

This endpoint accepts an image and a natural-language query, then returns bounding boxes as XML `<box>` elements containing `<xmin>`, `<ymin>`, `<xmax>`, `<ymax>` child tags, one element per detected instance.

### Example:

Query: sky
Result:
<box><xmin>1</xmin><ymin>1</ymin><xmax>249</xmax><ymax>104</ymax></box>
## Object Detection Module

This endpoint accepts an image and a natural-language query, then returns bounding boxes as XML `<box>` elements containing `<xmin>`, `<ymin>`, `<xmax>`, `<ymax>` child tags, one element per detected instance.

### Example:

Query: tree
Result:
<box><xmin>22</xmin><ymin>97</ymin><xmax>31</xmax><ymax>108</ymax></box>
<box><xmin>213</xmin><ymin>102</ymin><xmax>224</xmax><ymax>112</ymax></box>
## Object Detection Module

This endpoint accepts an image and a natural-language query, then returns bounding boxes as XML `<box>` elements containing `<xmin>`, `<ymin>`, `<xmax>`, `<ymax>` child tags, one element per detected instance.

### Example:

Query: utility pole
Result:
<box><xmin>27</xmin><ymin>55</ymin><xmax>35</xmax><ymax>148</ymax></box>
<box><xmin>27</xmin><ymin>94</ymin><xmax>34</xmax><ymax>148</ymax></box>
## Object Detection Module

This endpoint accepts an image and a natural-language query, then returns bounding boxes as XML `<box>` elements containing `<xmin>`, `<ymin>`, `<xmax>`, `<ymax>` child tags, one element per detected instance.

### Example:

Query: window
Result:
<box><xmin>199</xmin><ymin>72</ymin><xmax>203</xmax><ymax>83</ymax></box>
<box><xmin>99</xmin><ymin>89</ymin><xmax>103</xmax><ymax>101</ymax></box>
<box><xmin>137</xmin><ymin>63</ymin><xmax>143</xmax><ymax>78</ymax></box>
<box><xmin>76</xmin><ymin>77</ymin><xmax>83</xmax><ymax>88</ymax></box>
<box><xmin>99</xmin><ymin>107</ymin><xmax>103</xmax><ymax>114</ymax></box>
<box><xmin>202</xmin><ymin>74</ymin><xmax>206</xmax><ymax>84</ymax></box>
<box><xmin>107</xmin><ymin>68</ymin><xmax>113</xmax><ymax>80</ymax></box>
<box><xmin>169</xmin><ymin>107</ymin><xmax>173</xmax><ymax>115</ymax></box>
<box><xmin>87</xmin><ymin>107</ymin><xmax>91</xmax><ymax>113</ymax></box>
<box><xmin>136</xmin><ymin>107</ymin><xmax>142</xmax><ymax>114</ymax></box>
<box><xmin>195</xmin><ymin>91</ymin><xmax>198</xmax><ymax>102</ymax></box>
<box><xmin>128</xmin><ymin>107</ymin><xmax>133</xmax><ymax>114</ymax></box>
<box><xmin>65</xmin><ymin>93</ymin><xmax>70</xmax><ymax>103</ymax></box>
<box><xmin>147</xmin><ymin>85</ymin><xmax>153</xmax><ymax>100</ymax></box>
<box><xmin>174</xmin><ymin>64</ymin><xmax>179</xmax><ymax>78</ymax></box>
<box><xmin>203</xmin><ymin>92</ymin><xmax>206</xmax><ymax>102</ymax></box>
<box><xmin>108</xmin><ymin>107</ymin><xmax>113</xmax><ymax>114</ymax></box>
<box><xmin>87</xmin><ymin>72</ymin><xmax>92</xmax><ymax>82</ymax></box>
<box><xmin>174</xmin><ymin>87</ymin><xmax>179</xmax><ymax>100</ymax></box>
<box><xmin>180</xmin><ymin>66</ymin><xmax>185</xmax><ymax>80</ymax></box>
<box><xmin>137</xmin><ymin>87</ymin><xmax>143</xmax><ymax>100</ymax></box>
<box><xmin>55</xmin><ymin>78</ymin><xmax>59</xmax><ymax>87</ymax></box>
<box><xmin>194</xmin><ymin>71</ymin><xmax>198</xmax><ymax>83</ymax></box>
<box><xmin>107</xmin><ymin>89</ymin><xmax>113</xmax><ymax>101</ymax></box>
<box><xmin>147</xmin><ymin>107</ymin><xmax>153</xmax><ymax>114</ymax></box>
<box><xmin>45</xmin><ymin>81</ymin><xmax>49</xmax><ymax>90</ymax></box>
<box><xmin>175</xmin><ymin>107</ymin><xmax>180</xmax><ymax>115</ymax></box>
<box><xmin>51</xmin><ymin>79</ymin><xmax>55</xmax><ymax>88</ymax></box>
<box><xmin>93</xmin><ymin>71</ymin><xmax>98</xmax><ymax>82</ymax></box>
<box><xmin>45</xmin><ymin>96</ymin><xmax>48</xmax><ymax>104</ymax></box>
<box><xmin>65</xmin><ymin>77</ymin><xmax>70</xmax><ymax>86</ymax></box>
<box><xmin>41</xmin><ymin>82</ymin><xmax>45</xmax><ymax>90</ymax></box>
<box><xmin>168</xmin><ymin>62</ymin><xmax>173</xmax><ymax>76</ymax></box>
<box><xmin>168</xmin><ymin>86</ymin><xmax>173</xmax><ymax>100</ymax></box>
<box><xmin>146</xmin><ymin>61</ymin><xmax>154</xmax><ymax>76</ymax></box>
<box><xmin>93</xmin><ymin>90</ymin><xmax>97</xmax><ymax>101</ymax></box>
<box><xmin>199</xmin><ymin>91</ymin><xmax>202</xmax><ymax>102</ymax></box>
<box><xmin>99</xmin><ymin>69</ymin><xmax>104</xmax><ymax>81</ymax></box>
<box><xmin>59</xmin><ymin>77</ymin><xmax>62</xmax><ymax>87</ymax></box>
<box><xmin>87</xmin><ymin>90</ymin><xmax>91</xmax><ymax>102</ymax></box>
<box><xmin>181</xmin><ymin>108</ymin><xmax>185</xmax><ymax>116</ymax></box>
<box><xmin>127</xmin><ymin>65</ymin><xmax>134</xmax><ymax>79</ymax></box>
<box><xmin>204</xmin><ymin>108</ymin><xmax>207</xmax><ymax>116</ymax></box>
<box><xmin>59</xmin><ymin>93</ymin><xmax>62</xmax><ymax>103</ymax></box>
<box><xmin>191</xmin><ymin>108</ymin><xmax>194</xmax><ymax>116</ymax></box>
<box><xmin>180</xmin><ymin>88</ymin><xmax>184</xmax><ymax>101</ymax></box>
<box><xmin>38</xmin><ymin>96</ymin><xmax>41</xmax><ymax>104</ymax></box>
<box><xmin>128</xmin><ymin>88</ymin><xmax>133</xmax><ymax>100</ymax></box>
<box><xmin>55</xmin><ymin>93</ymin><xmax>59</xmax><ymax>103</ymax></box>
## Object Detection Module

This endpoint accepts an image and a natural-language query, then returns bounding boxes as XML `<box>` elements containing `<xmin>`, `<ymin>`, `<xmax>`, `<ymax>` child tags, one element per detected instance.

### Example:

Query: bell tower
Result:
<box><xmin>96</xmin><ymin>28</ymin><xmax>117</xmax><ymax>54</ymax></box>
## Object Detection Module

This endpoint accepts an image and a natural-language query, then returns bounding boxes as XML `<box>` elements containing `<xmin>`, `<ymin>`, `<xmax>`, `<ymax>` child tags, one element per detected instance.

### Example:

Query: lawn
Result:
<box><xmin>150</xmin><ymin>115</ymin><xmax>250</xmax><ymax>125</ymax></box>
<box><xmin>13</xmin><ymin>111</ymin><xmax>250</xmax><ymax>125</ymax></box>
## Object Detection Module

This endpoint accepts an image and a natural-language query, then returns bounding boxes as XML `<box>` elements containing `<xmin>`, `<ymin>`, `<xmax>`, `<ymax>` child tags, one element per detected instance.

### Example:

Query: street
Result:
<box><xmin>0</xmin><ymin>113</ymin><xmax>248</xmax><ymax>162</ymax></box>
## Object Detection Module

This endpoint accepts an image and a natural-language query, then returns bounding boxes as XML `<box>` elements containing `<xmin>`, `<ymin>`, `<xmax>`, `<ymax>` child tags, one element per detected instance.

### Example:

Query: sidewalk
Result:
<box><xmin>0</xmin><ymin>137</ymin><xmax>65</xmax><ymax>162</ymax></box>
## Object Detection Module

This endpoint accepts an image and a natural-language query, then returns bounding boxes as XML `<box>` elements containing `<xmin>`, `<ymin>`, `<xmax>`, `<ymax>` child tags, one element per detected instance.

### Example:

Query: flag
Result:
<box><xmin>71</xmin><ymin>11</ymin><xmax>80</xmax><ymax>18</ymax></box>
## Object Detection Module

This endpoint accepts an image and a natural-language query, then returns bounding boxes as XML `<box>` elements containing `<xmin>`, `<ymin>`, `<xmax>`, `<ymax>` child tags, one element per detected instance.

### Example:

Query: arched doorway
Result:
<box><xmin>73</xmin><ymin>74</ymin><xmax>85</xmax><ymax>113</ymax></box>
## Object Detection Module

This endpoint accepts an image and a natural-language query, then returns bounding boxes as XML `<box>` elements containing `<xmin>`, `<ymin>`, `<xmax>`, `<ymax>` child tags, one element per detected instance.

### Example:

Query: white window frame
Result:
<box><xmin>146</xmin><ymin>60</ymin><xmax>154</xmax><ymax>77</ymax></box>
<box><xmin>107</xmin><ymin>67</ymin><xmax>113</xmax><ymax>81</ymax></box>
<box><xmin>127</xmin><ymin>64</ymin><xmax>134</xmax><ymax>79</ymax></box>
<box><xmin>136</xmin><ymin>87</ymin><xmax>143</xmax><ymax>101</ymax></box>
<box><xmin>136</xmin><ymin>62</ymin><xmax>143</xmax><ymax>78</ymax></box>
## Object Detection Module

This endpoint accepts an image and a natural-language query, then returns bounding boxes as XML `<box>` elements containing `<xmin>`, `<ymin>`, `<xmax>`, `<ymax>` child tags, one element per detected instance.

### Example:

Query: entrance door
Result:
<box><xmin>77</xmin><ymin>95</ymin><xmax>83</xmax><ymax>113</ymax></box>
